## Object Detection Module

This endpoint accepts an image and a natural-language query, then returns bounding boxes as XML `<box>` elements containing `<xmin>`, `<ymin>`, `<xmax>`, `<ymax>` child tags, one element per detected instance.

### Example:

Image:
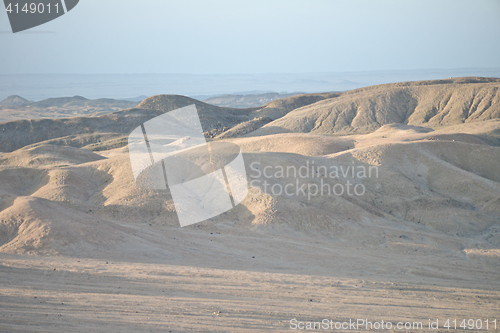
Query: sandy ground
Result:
<box><xmin>1</xmin><ymin>225</ymin><xmax>499</xmax><ymax>333</ymax></box>
<box><xmin>0</xmin><ymin>257</ymin><xmax>499</xmax><ymax>332</ymax></box>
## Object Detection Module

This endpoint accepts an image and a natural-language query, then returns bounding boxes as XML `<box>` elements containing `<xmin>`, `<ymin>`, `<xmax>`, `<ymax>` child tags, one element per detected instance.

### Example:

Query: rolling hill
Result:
<box><xmin>0</xmin><ymin>93</ymin><xmax>336</xmax><ymax>152</ymax></box>
<box><xmin>1</xmin><ymin>77</ymin><xmax>500</xmax><ymax>153</ymax></box>
<box><xmin>0</xmin><ymin>95</ymin><xmax>140</xmax><ymax>123</ymax></box>
<box><xmin>0</xmin><ymin>78</ymin><xmax>498</xmax><ymax>257</ymax></box>
<box><xmin>0</xmin><ymin>78</ymin><xmax>499</xmax><ymax>333</ymax></box>
<box><xmin>248</xmin><ymin>77</ymin><xmax>500</xmax><ymax>136</ymax></box>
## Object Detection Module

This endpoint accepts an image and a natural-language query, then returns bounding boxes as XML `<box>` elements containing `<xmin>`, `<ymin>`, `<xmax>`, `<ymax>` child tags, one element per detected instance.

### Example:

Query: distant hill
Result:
<box><xmin>122</xmin><ymin>95</ymin><xmax>148</xmax><ymax>102</ymax></box>
<box><xmin>204</xmin><ymin>92</ymin><xmax>302</xmax><ymax>108</ymax></box>
<box><xmin>249</xmin><ymin>77</ymin><xmax>500</xmax><ymax>136</ymax></box>
<box><xmin>136</xmin><ymin>94</ymin><xmax>253</xmax><ymax>137</ymax></box>
<box><xmin>1</xmin><ymin>78</ymin><xmax>500</xmax><ymax>152</ymax></box>
<box><xmin>0</xmin><ymin>95</ymin><xmax>251</xmax><ymax>152</ymax></box>
<box><xmin>27</xmin><ymin>95</ymin><xmax>138</xmax><ymax>109</ymax></box>
<box><xmin>0</xmin><ymin>96</ymin><xmax>140</xmax><ymax>123</ymax></box>
<box><xmin>0</xmin><ymin>93</ymin><xmax>328</xmax><ymax>152</ymax></box>
<box><xmin>0</xmin><ymin>95</ymin><xmax>30</xmax><ymax>107</ymax></box>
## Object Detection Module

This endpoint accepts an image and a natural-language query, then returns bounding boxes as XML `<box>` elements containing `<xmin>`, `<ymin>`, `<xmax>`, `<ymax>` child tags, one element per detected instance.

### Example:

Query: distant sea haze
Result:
<box><xmin>1</xmin><ymin>68</ymin><xmax>499</xmax><ymax>101</ymax></box>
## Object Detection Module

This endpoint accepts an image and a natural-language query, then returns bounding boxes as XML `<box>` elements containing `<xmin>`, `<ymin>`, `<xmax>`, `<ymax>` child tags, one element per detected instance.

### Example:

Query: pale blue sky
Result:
<box><xmin>0</xmin><ymin>0</ymin><xmax>499</xmax><ymax>74</ymax></box>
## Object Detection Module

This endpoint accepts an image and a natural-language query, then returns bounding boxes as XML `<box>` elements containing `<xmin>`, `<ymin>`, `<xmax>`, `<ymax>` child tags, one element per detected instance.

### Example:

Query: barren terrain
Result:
<box><xmin>0</xmin><ymin>78</ymin><xmax>499</xmax><ymax>332</ymax></box>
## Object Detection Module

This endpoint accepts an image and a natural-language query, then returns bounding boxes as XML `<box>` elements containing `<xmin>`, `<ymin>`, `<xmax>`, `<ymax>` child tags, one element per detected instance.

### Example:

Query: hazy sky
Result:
<box><xmin>1</xmin><ymin>0</ymin><xmax>499</xmax><ymax>74</ymax></box>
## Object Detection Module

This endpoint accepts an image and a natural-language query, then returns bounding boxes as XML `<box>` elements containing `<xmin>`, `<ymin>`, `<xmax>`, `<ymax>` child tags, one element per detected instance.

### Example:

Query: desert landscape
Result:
<box><xmin>0</xmin><ymin>95</ymin><xmax>140</xmax><ymax>123</ymax></box>
<box><xmin>0</xmin><ymin>77</ymin><xmax>499</xmax><ymax>332</ymax></box>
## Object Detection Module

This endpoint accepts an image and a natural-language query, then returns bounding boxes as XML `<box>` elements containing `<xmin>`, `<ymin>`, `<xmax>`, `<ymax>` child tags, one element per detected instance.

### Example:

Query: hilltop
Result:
<box><xmin>248</xmin><ymin>77</ymin><xmax>500</xmax><ymax>136</ymax></box>
<box><xmin>0</xmin><ymin>95</ymin><xmax>30</xmax><ymax>107</ymax></box>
